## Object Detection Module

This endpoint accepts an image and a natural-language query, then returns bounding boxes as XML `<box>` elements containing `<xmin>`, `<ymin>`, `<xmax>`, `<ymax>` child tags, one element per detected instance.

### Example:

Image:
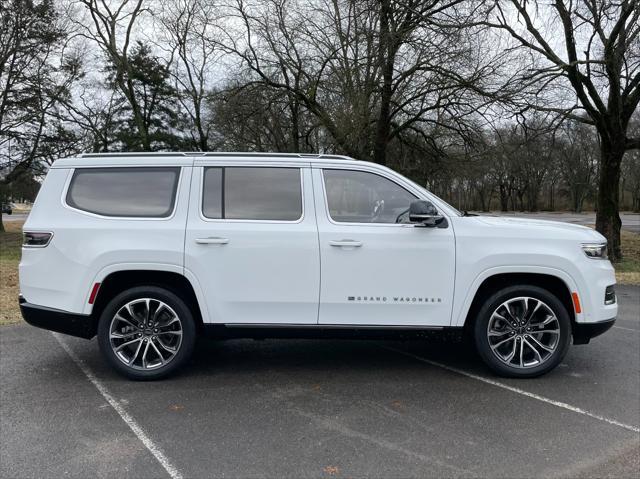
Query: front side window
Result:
<box><xmin>66</xmin><ymin>167</ymin><xmax>180</xmax><ymax>217</ymax></box>
<box><xmin>202</xmin><ymin>167</ymin><xmax>302</xmax><ymax>221</ymax></box>
<box><xmin>323</xmin><ymin>169</ymin><xmax>417</xmax><ymax>224</ymax></box>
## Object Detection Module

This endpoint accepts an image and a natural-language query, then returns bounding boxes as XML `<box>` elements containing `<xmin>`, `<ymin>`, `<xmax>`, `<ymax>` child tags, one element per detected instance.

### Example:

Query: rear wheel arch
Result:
<box><xmin>463</xmin><ymin>273</ymin><xmax>576</xmax><ymax>332</ymax></box>
<box><xmin>91</xmin><ymin>270</ymin><xmax>204</xmax><ymax>331</ymax></box>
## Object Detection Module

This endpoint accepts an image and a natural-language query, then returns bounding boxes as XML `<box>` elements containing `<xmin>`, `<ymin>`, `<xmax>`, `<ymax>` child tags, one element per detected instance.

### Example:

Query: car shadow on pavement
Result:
<box><xmin>183</xmin><ymin>336</ymin><xmax>482</xmax><ymax>379</ymax></box>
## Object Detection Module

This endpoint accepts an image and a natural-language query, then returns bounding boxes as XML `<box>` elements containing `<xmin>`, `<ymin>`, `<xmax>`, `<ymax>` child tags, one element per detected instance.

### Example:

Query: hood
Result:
<box><xmin>474</xmin><ymin>215</ymin><xmax>605</xmax><ymax>241</ymax></box>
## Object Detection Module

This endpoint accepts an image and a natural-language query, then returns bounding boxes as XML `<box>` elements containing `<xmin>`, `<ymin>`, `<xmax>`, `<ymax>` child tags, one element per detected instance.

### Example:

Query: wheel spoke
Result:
<box><xmin>141</xmin><ymin>340</ymin><xmax>151</xmax><ymax>369</ymax></box>
<box><xmin>128</xmin><ymin>339</ymin><xmax>144</xmax><ymax>365</ymax></box>
<box><xmin>525</xmin><ymin>300</ymin><xmax>542</xmax><ymax>323</ymax></box>
<box><xmin>527</xmin><ymin>334</ymin><xmax>555</xmax><ymax>353</ymax></box>
<box><xmin>159</xmin><ymin>316</ymin><xmax>180</xmax><ymax>328</ymax></box>
<box><xmin>114</xmin><ymin>313</ymin><xmax>139</xmax><ymax>330</ymax></box>
<box><xmin>504</xmin><ymin>338</ymin><xmax>517</xmax><ymax>364</ymax></box>
<box><xmin>519</xmin><ymin>339</ymin><xmax>524</xmax><ymax>367</ymax></box>
<box><xmin>523</xmin><ymin>337</ymin><xmax>543</xmax><ymax>364</ymax></box>
<box><xmin>110</xmin><ymin>330</ymin><xmax>137</xmax><ymax>340</ymax></box>
<box><xmin>490</xmin><ymin>336</ymin><xmax>515</xmax><ymax>350</ymax></box>
<box><xmin>488</xmin><ymin>329</ymin><xmax>510</xmax><ymax>337</ymax></box>
<box><xmin>144</xmin><ymin>299</ymin><xmax>151</xmax><ymax>323</ymax></box>
<box><xmin>157</xmin><ymin>330</ymin><xmax>182</xmax><ymax>337</ymax></box>
<box><xmin>115</xmin><ymin>337</ymin><xmax>142</xmax><ymax>352</ymax></box>
<box><xmin>150</xmin><ymin>341</ymin><xmax>166</xmax><ymax>365</ymax></box>
<box><xmin>156</xmin><ymin>337</ymin><xmax>178</xmax><ymax>353</ymax></box>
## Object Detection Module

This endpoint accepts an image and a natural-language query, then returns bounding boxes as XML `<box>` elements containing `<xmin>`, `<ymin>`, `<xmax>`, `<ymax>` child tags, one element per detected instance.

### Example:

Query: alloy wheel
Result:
<box><xmin>109</xmin><ymin>298</ymin><xmax>183</xmax><ymax>370</ymax></box>
<box><xmin>487</xmin><ymin>296</ymin><xmax>560</xmax><ymax>369</ymax></box>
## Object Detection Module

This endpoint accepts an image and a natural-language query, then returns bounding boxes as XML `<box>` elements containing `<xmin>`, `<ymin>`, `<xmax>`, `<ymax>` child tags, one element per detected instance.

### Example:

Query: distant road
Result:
<box><xmin>476</xmin><ymin>211</ymin><xmax>640</xmax><ymax>233</ymax></box>
<box><xmin>2</xmin><ymin>213</ymin><xmax>28</xmax><ymax>223</ymax></box>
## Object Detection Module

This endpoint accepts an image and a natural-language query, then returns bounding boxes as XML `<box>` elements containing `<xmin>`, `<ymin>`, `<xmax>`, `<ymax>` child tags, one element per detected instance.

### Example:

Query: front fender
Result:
<box><xmin>452</xmin><ymin>265</ymin><xmax>583</xmax><ymax>327</ymax></box>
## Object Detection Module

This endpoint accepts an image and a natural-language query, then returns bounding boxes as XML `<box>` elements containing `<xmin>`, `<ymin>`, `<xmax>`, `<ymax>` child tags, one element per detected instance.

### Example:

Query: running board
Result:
<box><xmin>201</xmin><ymin>323</ymin><xmax>462</xmax><ymax>341</ymax></box>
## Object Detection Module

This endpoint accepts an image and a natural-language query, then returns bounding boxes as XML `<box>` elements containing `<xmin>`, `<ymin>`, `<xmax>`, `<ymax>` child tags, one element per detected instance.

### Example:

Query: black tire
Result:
<box><xmin>97</xmin><ymin>286</ymin><xmax>196</xmax><ymax>380</ymax></box>
<box><xmin>474</xmin><ymin>285</ymin><xmax>571</xmax><ymax>378</ymax></box>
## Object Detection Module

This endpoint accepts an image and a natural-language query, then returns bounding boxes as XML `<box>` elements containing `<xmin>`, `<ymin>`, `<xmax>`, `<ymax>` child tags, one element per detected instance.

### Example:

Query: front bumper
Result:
<box><xmin>19</xmin><ymin>296</ymin><xmax>97</xmax><ymax>339</ymax></box>
<box><xmin>572</xmin><ymin>318</ymin><xmax>616</xmax><ymax>345</ymax></box>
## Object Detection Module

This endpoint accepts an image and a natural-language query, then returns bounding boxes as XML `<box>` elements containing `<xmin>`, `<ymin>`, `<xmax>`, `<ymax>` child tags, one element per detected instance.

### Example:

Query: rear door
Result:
<box><xmin>185</xmin><ymin>160</ymin><xmax>320</xmax><ymax>324</ymax></box>
<box><xmin>313</xmin><ymin>166</ymin><xmax>456</xmax><ymax>327</ymax></box>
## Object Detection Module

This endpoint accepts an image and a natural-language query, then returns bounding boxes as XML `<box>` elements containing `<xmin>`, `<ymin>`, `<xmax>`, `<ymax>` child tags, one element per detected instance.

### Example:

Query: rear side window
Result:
<box><xmin>66</xmin><ymin>167</ymin><xmax>180</xmax><ymax>218</ymax></box>
<box><xmin>202</xmin><ymin>167</ymin><xmax>302</xmax><ymax>221</ymax></box>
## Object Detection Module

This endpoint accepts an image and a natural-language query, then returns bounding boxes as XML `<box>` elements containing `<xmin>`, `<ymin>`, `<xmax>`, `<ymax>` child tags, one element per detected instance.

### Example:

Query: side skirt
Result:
<box><xmin>202</xmin><ymin>323</ymin><xmax>465</xmax><ymax>341</ymax></box>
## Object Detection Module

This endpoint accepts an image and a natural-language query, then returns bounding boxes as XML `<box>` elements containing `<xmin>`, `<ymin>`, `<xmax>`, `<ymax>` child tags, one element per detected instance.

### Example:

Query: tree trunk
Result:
<box><xmin>0</xmin><ymin>212</ymin><xmax>4</xmax><ymax>233</ymax></box>
<box><xmin>499</xmin><ymin>184</ymin><xmax>509</xmax><ymax>211</ymax></box>
<box><xmin>372</xmin><ymin>0</ymin><xmax>392</xmax><ymax>166</ymax></box>
<box><xmin>595</xmin><ymin>141</ymin><xmax>624</xmax><ymax>262</ymax></box>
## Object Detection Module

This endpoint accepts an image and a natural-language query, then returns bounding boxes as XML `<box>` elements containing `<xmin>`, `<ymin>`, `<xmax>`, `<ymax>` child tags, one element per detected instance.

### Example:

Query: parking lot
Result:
<box><xmin>1</xmin><ymin>285</ymin><xmax>638</xmax><ymax>478</ymax></box>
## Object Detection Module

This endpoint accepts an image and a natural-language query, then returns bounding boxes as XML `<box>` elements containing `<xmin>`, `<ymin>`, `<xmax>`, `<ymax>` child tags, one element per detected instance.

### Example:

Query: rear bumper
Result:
<box><xmin>572</xmin><ymin>318</ymin><xmax>616</xmax><ymax>345</ymax></box>
<box><xmin>19</xmin><ymin>296</ymin><xmax>97</xmax><ymax>339</ymax></box>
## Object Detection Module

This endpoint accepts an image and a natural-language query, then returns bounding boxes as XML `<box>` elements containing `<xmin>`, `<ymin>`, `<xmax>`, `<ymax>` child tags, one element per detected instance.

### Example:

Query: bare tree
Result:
<box><xmin>74</xmin><ymin>0</ymin><xmax>155</xmax><ymax>150</ymax></box>
<box><xmin>0</xmin><ymin>0</ymin><xmax>75</xmax><ymax>231</ymax></box>
<box><xmin>475</xmin><ymin>0</ymin><xmax>640</xmax><ymax>260</ymax></box>
<box><xmin>157</xmin><ymin>0</ymin><xmax>221</xmax><ymax>151</ymax></box>
<box><xmin>217</xmin><ymin>0</ymin><xmax>492</xmax><ymax>164</ymax></box>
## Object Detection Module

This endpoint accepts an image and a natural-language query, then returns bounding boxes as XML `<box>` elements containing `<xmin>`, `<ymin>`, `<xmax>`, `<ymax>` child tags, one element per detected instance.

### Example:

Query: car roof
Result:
<box><xmin>51</xmin><ymin>152</ymin><xmax>366</xmax><ymax>169</ymax></box>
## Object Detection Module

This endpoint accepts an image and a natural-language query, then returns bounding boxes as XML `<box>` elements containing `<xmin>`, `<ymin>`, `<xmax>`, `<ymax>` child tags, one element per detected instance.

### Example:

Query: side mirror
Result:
<box><xmin>409</xmin><ymin>200</ymin><xmax>445</xmax><ymax>227</ymax></box>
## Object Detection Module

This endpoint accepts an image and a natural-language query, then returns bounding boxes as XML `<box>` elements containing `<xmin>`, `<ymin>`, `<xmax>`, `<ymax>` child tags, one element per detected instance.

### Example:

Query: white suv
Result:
<box><xmin>19</xmin><ymin>153</ymin><xmax>617</xmax><ymax>379</ymax></box>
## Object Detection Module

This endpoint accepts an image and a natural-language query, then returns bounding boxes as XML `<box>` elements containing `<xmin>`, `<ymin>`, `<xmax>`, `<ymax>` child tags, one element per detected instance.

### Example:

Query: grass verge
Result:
<box><xmin>0</xmin><ymin>221</ymin><xmax>23</xmax><ymax>325</ymax></box>
<box><xmin>0</xmin><ymin>220</ymin><xmax>638</xmax><ymax>326</ymax></box>
<box><xmin>616</xmin><ymin>230</ymin><xmax>640</xmax><ymax>285</ymax></box>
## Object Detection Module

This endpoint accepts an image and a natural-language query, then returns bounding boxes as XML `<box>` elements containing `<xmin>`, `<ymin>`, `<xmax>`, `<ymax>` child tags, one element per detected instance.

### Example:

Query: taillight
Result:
<box><xmin>23</xmin><ymin>231</ymin><xmax>53</xmax><ymax>247</ymax></box>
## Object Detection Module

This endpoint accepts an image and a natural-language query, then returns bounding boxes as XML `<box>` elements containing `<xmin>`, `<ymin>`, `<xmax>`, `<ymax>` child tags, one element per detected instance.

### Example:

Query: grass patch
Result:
<box><xmin>615</xmin><ymin>230</ymin><xmax>640</xmax><ymax>285</ymax></box>
<box><xmin>0</xmin><ymin>221</ymin><xmax>23</xmax><ymax>325</ymax></box>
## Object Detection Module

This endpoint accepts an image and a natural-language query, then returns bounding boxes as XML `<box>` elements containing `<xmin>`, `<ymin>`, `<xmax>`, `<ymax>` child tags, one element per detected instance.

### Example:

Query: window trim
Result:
<box><xmin>62</xmin><ymin>166</ymin><xmax>182</xmax><ymax>220</ymax></box>
<box><xmin>199</xmin><ymin>166</ymin><xmax>305</xmax><ymax>224</ymax></box>
<box><xmin>321</xmin><ymin>168</ymin><xmax>421</xmax><ymax>227</ymax></box>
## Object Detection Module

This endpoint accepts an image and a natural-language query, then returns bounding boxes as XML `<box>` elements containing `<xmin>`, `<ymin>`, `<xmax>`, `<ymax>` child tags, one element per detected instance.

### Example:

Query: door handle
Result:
<box><xmin>195</xmin><ymin>237</ymin><xmax>229</xmax><ymax>245</ymax></box>
<box><xmin>329</xmin><ymin>239</ymin><xmax>363</xmax><ymax>248</ymax></box>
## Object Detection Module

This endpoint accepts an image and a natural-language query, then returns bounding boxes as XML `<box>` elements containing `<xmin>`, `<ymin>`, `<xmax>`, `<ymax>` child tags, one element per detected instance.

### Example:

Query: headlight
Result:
<box><xmin>581</xmin><ymin>242</ymin><xmax>608</xmax><ymax>259</ymax></box>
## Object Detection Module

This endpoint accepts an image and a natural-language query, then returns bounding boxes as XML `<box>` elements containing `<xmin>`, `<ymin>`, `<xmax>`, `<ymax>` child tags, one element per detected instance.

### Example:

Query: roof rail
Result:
<box><xmin>78</xmin><ymin>152</ymin><xmax>356</xmax><ymax>160</ymax></box>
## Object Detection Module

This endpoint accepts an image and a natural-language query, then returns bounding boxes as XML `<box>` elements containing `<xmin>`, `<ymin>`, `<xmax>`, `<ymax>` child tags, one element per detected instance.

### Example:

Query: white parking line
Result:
<box><xmin>613</xmin><ymin>325</ymin><xmax>640</xmax><ymax>332</ymax></box>
<box><xmin>52</xmin><ymin>333</ymin><xmax>183</xmax><ymax>479</ymax></box>
<box><xmin>385</xmin><ymin>346</ymin><xmax>640</xmax><ymax>434</ymax></box>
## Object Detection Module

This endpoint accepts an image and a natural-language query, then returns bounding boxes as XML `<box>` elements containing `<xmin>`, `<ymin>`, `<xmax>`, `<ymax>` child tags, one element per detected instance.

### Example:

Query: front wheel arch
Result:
<box><xmin>464</xmin><ymin>273</ymin><xmax>576</xmax><ymax>328</ymax></box>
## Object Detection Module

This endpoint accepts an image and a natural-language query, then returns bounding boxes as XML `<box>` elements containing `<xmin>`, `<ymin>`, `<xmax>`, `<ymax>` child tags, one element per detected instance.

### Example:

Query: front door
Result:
<box><xmin>185</xmin><ymin>163</ymin><xmax>320</xmax><ymax>324</ymax></box>
<box><xmin>313</xmin><ymin>167</ymin><xmax>455</xmax><ymax>327</ymax></box>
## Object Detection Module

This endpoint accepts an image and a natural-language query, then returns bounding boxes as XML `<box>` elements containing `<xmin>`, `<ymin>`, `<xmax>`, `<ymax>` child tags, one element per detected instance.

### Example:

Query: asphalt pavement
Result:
<box><xmin>1</xmin><ymin>286</ymin><xmax>638</xmax><ymax>478</ymax></box>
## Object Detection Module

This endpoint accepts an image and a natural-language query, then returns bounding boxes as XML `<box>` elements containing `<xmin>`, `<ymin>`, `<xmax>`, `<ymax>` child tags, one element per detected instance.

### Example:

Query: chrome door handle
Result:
<box><xmin>195</xmin><ymin>237</ymin><xmax>229</xmax><ymax>245</ymax></box>
<box><xmin>329</xmin><ymin>240</ymin><xmax>363</xmax><ymax>247</ymax></box>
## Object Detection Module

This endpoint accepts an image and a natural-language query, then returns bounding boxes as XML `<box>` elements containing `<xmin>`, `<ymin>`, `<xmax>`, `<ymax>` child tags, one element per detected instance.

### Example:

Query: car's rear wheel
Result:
<box><xmin>97</xmin><ymin>286</ymin><xmax>196</xmax><ymax>380</ymax></box>
<box><xmin>474</xmin><ymin>285</ymin><xmax>571</xmax><ymax>378</ymax></box>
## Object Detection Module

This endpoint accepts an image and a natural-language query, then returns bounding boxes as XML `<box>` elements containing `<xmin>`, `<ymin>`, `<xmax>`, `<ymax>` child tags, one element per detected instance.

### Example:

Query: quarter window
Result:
<box><xmin>323</xmin><ymin>169</ymin><xmax>417</xmax><ymax>224</ymax></box>
<box><xmin>66</xmin><ymin>167</ymin><xmax>180</xmax><ymax>218</ymax></box>
<box><xmin>202</xmin><ymin>167</ymin><xmax>302</xmax><ymax>221</ymax></box>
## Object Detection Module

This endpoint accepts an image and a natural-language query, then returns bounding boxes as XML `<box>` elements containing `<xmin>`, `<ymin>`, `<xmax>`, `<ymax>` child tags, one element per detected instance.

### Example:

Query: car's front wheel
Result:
<box><xmin>474</xmin><ymin>285</ymin><xmax>571</xmax><ymax>378</ymax></box>
<box><xmin>97</xmin><ymin>286</ymin><xmax>196</xmax><ymax>380</ymax></box>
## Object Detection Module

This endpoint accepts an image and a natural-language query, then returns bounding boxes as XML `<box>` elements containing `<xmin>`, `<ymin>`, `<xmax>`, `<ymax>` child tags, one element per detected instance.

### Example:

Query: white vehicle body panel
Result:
<box><xmin>19</xmin><ymin>153</ymin><xmax>617</xmax><ymax>331</ymax></box>
<box><xmin>184</xmin><ymin>162</ymin><xmax>320</xmax><ymax>325</ymax></box>
<box><xmin>311</xmin><ymin>166</ymin><xmax>456</xmax><ymax>326</ymax></box>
